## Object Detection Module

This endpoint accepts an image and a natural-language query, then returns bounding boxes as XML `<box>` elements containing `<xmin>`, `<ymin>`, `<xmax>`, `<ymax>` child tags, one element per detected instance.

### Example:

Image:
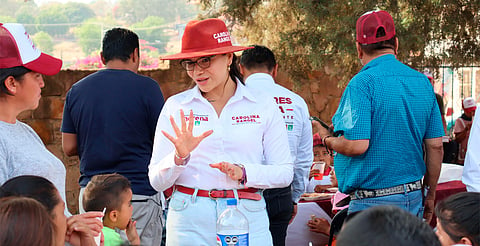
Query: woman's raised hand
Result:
<box><xmin>162</xmin><ymin>109</ymin><xmax>213</xmax><ymax>159</ymax></box>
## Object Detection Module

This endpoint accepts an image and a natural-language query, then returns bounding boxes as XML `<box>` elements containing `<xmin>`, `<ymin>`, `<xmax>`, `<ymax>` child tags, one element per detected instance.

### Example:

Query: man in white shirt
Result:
<box><xmin>240</xmin><ymin>45</ymin><xmax>313</xmax><ymax>246</ymax></box>
<box><xmin>463</xmin><ymin>107</ymin><xmax>480</xmax><ymax>191</ymax></box>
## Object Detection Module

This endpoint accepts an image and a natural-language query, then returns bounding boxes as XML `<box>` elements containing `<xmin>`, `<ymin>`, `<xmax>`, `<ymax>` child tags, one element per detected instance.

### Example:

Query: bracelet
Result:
<box><xmin>235</xmin><ymin>164</ymin><xmax>247</xmax><ymax>187</ymax></box>
<box><xmin>322</xmin><ymin>136</ymin><xmax>333</xmax><ymax>156</ymax></box>
<box><xmin>174</xmin><ymin>152</ymin><xmax>190</xmax><ymax>166</ymax></box>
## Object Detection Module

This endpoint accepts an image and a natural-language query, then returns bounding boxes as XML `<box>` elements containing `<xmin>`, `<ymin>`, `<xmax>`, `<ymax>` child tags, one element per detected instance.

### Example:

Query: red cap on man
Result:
<box><xmin>356</xmin><ymin>10</ymin><xmax>396</xmax><ymax>45</ymax></box>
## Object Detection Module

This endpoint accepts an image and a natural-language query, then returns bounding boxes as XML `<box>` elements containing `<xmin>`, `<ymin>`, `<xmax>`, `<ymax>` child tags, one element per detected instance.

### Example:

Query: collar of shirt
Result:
<box><xmin>361</xmin><ymin>54</ymin><xmax>396</xmax><ymax>72</ymax></box>
<box><xmin>179</xmin><ymin>79</ymin><xmax>258</xmax><ymax>105</ymax></box>
<box><xmin>244</xmin><ymin>73</ymin><xmax>275</xmax><ymax>89</ymax></box>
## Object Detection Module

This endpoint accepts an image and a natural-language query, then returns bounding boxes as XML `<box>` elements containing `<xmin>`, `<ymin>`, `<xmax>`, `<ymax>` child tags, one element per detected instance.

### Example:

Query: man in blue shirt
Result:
<box><xmin>319</xmin><ymin>10</ymin><xmax>444</xmax><ymax>223</ymax></box>
<box><xmin>61</xmin><ymin>28</ymin><xmax>165</xmax><ymax>245</ymax></box>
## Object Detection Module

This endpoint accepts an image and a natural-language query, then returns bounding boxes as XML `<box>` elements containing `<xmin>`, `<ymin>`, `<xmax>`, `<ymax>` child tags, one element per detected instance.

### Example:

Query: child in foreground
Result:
<box><xmin>83</xmin><ymin>173</ymin><xmax>140</xmax><ymax>246</ymax></box>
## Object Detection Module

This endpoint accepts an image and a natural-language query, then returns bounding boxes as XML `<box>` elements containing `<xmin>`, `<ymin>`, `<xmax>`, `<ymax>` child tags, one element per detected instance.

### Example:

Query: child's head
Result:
<box><xmin>83</xmin><ymin>173</ymin><xmax>133</xmax><ymax>230</ymax></box>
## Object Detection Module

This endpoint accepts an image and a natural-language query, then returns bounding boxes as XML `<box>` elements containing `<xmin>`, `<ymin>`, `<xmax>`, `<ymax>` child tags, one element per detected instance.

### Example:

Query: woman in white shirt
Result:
<box><xmin>149</xmin><ymin>18</ymin><xmax>293</xmax><ymax>245</ymax></box>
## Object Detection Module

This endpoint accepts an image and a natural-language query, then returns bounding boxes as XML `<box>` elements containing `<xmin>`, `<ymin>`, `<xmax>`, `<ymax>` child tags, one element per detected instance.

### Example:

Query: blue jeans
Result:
<box><xmin>263</xmin><ymin>186</ymin><xmax>293</xmax><ymax>246</ymax></box>
<box><xmin>348</xmin><ymin>189</ymin><xmax>424</xmax><ymax>219</ymax></box>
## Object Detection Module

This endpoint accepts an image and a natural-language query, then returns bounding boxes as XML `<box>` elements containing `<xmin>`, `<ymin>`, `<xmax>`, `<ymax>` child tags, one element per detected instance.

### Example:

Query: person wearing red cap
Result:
<box><xmin>318</xmin><ymin>10</ymin><xmax>444</xmax><ymax>223</ymax></box>
<box><xmin>453</xmin><ymin>97</ymin><xmax>477</xmax><ymax>165</ymax></box>
<box><xmin>149</xmin><ymin>18</ymin><xmax>293</xmax><ymax>245</ymax></box>
<box><xmin>0</xmin><ymin>23</ymin><xmax>66</xmax><ymax>205</ymax></box>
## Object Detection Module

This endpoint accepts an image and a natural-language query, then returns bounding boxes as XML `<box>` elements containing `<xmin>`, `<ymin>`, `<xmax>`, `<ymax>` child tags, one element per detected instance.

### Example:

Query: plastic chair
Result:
<box><xmin>327</xmin><ymin>208</ymin><xmax>348</xmax><ymax>246</ymax></box>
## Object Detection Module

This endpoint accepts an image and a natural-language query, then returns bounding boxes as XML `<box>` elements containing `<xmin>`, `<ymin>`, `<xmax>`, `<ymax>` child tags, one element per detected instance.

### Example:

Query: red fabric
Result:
<box><xmin>430</xmin><ymin>181</ymin><xmax>467</xmax><ymax>227</ymax></box>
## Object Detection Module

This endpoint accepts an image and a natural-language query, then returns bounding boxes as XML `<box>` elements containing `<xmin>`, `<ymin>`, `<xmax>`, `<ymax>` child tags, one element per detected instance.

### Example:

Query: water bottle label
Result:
<box><xmin>216</xmin><ymin>233</ymin><xmax>248</xmax><ymax>246</ymax></box>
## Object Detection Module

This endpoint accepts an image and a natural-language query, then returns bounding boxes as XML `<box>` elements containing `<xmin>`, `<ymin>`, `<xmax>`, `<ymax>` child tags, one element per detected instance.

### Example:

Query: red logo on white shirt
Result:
<box><xmin>231</xmin><ymin>115</ymin><xmax>261</xmax><ymax>125</ymax></box>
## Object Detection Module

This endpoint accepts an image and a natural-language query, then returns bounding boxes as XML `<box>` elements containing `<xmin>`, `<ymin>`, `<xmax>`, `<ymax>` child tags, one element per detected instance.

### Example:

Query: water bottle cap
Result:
<box><xmin>227</xmin><ymin>199</ymin><xmax>237</xmax><ymax>206</ymax></box>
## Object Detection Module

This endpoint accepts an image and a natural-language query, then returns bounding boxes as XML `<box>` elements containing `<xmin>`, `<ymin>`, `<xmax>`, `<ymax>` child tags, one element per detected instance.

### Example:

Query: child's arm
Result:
<box><xmin>126</xmin><ymin>219</ymin><xmax>140</xmax><ymax>245</ymax></box>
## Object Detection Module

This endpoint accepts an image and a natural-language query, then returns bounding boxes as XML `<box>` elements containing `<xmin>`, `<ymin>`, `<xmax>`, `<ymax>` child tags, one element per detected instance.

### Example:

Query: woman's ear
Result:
<box><xmin>3</xmin><ymin>76</ymin><xmax>17</xmax><ymax>95</ymax></box>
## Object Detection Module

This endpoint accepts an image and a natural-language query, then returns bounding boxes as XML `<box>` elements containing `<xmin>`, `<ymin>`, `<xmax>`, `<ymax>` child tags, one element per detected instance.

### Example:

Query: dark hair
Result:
<box><xmin>102</xmin><ymin>28</ymin><xmax>139</xmax><ymax>63</ymax></box>
<box><xmin>0</xmin><ymin>175</ymin><xmax>60</xmax><ymax>217</ymax></box>
<box><xmin>435</xmin><ymin>192</ymin><xmax>480</xmax><ymax>246</ymax></box>
<box><xmin>240</xmin><ymin>45</ymin><xmax>276</xmax><ymax>72</ymax></box>
<box><xmin>230</xmin><ymin>54</ymin><xmax>244</xmax><ymax>84</ymax></box>
<box><xmin>0</xmin><ymin>66</ymin><xmax>31</xmax><ymax>96</ymax></box>
<box><xmin>336</xmin><ymin>205</ymin><xmax>440</xmax><ymax>246</ymax></box>
<box><xmin>359</xmin><ymin>27</ymin><xmax>396</xmax><ymax>55</ymax></box>
<box><xmin>83</xmin><ymin>173</ymin><xmax>131</xmax><ymax>214</ymax></box>
<box><xmin>0</xmin><ymin>196</ymin><xmax>54</xmax><ymax>246</ymax></box>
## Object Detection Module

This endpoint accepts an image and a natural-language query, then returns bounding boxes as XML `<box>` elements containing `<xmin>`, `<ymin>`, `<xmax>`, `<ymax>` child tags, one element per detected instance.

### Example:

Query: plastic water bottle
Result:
<box><xmin>216</xmin><ymin>199</ymin><xmax>249</xmax><ymax>246</ymax></box>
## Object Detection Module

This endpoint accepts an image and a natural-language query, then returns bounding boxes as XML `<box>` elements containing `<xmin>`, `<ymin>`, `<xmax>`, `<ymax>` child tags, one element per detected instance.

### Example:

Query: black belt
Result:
<box><xmin>350</xmin><ymin>180</ymin><xmax>422</xmax><ymax>200</ymax></box>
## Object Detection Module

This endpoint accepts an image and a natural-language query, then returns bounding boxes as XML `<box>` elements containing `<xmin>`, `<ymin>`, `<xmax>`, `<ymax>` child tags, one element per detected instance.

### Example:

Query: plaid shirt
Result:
<box><xmin>332</xmin><ymin>54</ymin><xmax>444</xmax><ymax>194</ymax></box>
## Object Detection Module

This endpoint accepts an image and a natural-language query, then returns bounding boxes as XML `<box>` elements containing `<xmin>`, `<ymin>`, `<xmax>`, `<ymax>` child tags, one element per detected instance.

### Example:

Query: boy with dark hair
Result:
<box><xmin>83</xmin><ymin>173</ymin><xmax>140</xmax><ymax>246</ymax></box>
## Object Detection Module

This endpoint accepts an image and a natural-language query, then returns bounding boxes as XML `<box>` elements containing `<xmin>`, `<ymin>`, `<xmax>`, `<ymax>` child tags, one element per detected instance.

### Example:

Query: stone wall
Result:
<box><xmin>18</xmin><ymin>63</ymin><xmax>344</xmax><ymax>213</ymax></box>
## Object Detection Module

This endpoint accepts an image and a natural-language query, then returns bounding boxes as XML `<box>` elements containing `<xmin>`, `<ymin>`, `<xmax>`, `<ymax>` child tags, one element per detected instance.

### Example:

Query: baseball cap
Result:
<box><xmin>313</xmin><ymin>133</ymin><xmax>323</xmax><ymax>147</ymax></box>
<box><xmin>356</xmin><ymin>10</ymin><xmax>396</xmax><ymax>45</ymax></box>
<box><xmin>463</xmin><ymin>97</ymin><xmax>477</xmax><ymax>113</ymax></box>
<box><xmin>423</xmin><ymin>71</ymin><xmax>434</xmax><ymax>80</ymax></box>
<box><xmin>161</xmin><ymin>18</ymin><xmax>252</xmax><ymax>60</ymax></box>
<box><xmin>0</xmin><ymin>23</ymin><xmax>62</xmax><ymax>75</ymax></box>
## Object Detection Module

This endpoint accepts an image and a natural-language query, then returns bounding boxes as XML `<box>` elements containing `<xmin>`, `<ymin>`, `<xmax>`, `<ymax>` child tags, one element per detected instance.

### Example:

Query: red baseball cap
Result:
<box><xmin>162</xmin><ymin>18</ymin><xmax>252</xmax><ymax>60</ymax></box>
<box><xmin>0</xmin><ymin>23</ymin><xmax>62</xmax><ymax>75</ymax></box>
<box><xmin>356</xmin><ymin>10</ymin><xmax>396</xmax><ymax>45</ymax></box>
<box><xmin>313</xmin><ymin>133</ymin><xmax>323</xmax><ymax>147</ymax></box>
<box><xmin>463</xmin><ymin>97</ymin><xmax>477</xmax><ymax>113</ymax></box>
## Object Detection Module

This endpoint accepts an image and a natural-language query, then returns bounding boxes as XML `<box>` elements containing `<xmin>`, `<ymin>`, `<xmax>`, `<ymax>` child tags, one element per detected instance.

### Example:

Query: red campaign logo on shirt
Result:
<box><xmin>184</xmin><ymin>114</ymin><xmax>209</xmax><ymax>126</ymax></box>
<box><xmin>274</xmin><ymin>97</ymin><xmax>292</xmax><ymax>104</ymax></box>
<box><xmin>231</xmin><ymin>114</ymin><xmax>261</xmax><ymax>125</ymax></box>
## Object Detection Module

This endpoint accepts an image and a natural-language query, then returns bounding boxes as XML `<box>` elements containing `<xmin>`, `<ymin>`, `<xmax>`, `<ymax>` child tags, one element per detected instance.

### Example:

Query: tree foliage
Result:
<box><xmin>200</xmin><ymin>0</ymin><xmax>480</xmax><ymax>86</ymax></box>
<box><xmin>114</xmin><ymin>0</ymin><xmax>198</xmax><ymax>25</ymax></box>
<box><xmin>131</xmin><ymin>16</ymin><xmax>169</xmax><ymax>52</ymax></box>
<box><xmin>32</xmin><ymin>31</ymin><xmax>54</xmax><ymax>53</ymax></box>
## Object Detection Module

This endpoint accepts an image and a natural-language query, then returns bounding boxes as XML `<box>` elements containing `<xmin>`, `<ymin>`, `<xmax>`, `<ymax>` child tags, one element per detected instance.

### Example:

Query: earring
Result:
<box><xmin>227</xmin><ymin>65</ymin><xmax>231</xmax><ymax>72</ymax></box>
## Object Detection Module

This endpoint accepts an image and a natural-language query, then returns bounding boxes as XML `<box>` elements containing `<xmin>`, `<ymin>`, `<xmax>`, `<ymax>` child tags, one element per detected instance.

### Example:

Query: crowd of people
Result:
<box><xmin>0</xmin><ymin>8</ymin><xmax>478</xmax><ymax>246</ymax></box>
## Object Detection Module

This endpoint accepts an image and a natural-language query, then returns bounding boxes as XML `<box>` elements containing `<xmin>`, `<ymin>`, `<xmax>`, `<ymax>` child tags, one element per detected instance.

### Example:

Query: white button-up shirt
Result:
<box><xmin>149</xmin><ymin>81</ymin><xmax>293</xmax><ymax>191</ymax></box>
<box><xmin>463</xmin><ymin>107</ymin><xmax>480</xmax><ymax>192</ymax></box>
<box><xmin>245</xmin><ymin>73</ymin><xmax>313</xmax><ymax>202</ymax></box>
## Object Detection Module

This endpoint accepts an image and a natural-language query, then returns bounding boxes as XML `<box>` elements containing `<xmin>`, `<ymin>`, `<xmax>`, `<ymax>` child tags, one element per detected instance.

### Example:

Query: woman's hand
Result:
<box><xmin>210</xmin><ymin>162</ymin><xmax>243</xmax><ymax>181</ymax></box>
<box><xmin>126</xmin><ymin>219</ymin><xmax>140</xmax><ymax>245</ymax></box>
<box><xmin>162</xmin><ymin>109</ymin><xmax>213</xmax><ymax>160</ymax></box>
<box><xmin>65</xmin><ymin>216</ymin><xmax>98</xmax><ymax>246</ymax></box>
<box><xmin>309</xmin><ymin>169</ymin><xmax>320</xmax><ymax>180</ymax></box>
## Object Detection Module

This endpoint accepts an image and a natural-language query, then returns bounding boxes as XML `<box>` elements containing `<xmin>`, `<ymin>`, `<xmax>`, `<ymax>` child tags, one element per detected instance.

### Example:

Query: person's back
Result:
<box><xmin>333</xmin><ymin>54</ymin><xmax>440</xmax><ymax>191</ymax></box>
<box><xmin>240</xmin><ymin>45</ymin><xmax>313</xmax><ymax>246</ymax></box>
<box><xmin>61</xmin><ymin>27</ymin><xmax>165</xmax><ymax>245</ymax></box>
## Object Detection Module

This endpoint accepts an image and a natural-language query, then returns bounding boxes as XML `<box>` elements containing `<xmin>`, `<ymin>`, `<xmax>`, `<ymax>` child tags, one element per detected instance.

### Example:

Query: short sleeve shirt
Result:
<box><xmin>332</xmin><ymin>54</ymin><xmax>444</xmax><ymax>194</ymax></box>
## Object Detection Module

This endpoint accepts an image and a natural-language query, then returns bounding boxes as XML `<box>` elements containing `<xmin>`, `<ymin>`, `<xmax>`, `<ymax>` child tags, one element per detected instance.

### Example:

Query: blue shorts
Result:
<box><xmin>166</xmin><ymin>189</ymin><xmax>272</xmax><ymax>246</ymax></box>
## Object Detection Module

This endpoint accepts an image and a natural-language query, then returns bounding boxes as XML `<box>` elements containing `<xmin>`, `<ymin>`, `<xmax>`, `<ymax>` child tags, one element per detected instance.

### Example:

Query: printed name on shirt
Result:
<box><xmin>184</xmin><ymin>114</ymin><xmax>209</xmax><ymax>126</ymax></box>
<box><xmin>213</xmin><ymin>32</ymin><xmax>231</xmax><ymax>44</ymax></box>
<box><xmin>231</xmin><ymin>114</ymin><xmax>261</xmax><ymax>125</ymax></box>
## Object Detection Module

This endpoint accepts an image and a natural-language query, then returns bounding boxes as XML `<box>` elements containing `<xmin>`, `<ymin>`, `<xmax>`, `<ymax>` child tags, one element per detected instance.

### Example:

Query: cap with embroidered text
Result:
<box><xmin>161</xmin><ymin>18</ymin><xmax>252</xmax><ymax>60</ymax></box>
<box><xmin>356</xmin><ymin>10</ymin><xmax>396</xmax><ymax>45</ymax></box>
<box><xmin>0</xmin><ymin>23</ymin><xmax>62</xmax><ymax>75</ymax></box>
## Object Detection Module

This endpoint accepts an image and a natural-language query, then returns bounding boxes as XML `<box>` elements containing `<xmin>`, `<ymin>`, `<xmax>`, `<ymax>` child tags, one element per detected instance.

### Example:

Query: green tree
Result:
<box><xmin>115</xmin><ymin>0</ymin><xmax>198</xmax><ymax>24</ymax></box>
<box><xmin>131</xmin><ymin>16</ymin><xmax>170</xmax><ymax>52</ymax></box>
<box><xmin>62</xmin><ymin>2</ymin><xmax>95</xmax><ymax>24</ymax></box>
<box><xmin>200</xmin><ymin>0</ymin><xmax>480</xmax><ymax>85</ymax></box>
<box><xmin>0</xmin><ymin>16</ymin><xmax>16</xmax><ymax>23</ymax></box>
<box><xmin>73</xmin><ymin>19</ymin><xmax>102</xmax><ymax>55</ymax></box>
<box><xmin>36</xmin><ymin>4</ymin><xmax>69</xmax><ymax>36</ymax></box>
<box><xmin>32</xmin><ymin>31</ymin><xmax>54</xmax><ymax>53</ymax></box>
<box><xmin>16</xmin><ymin>4</ymin><xmax>38</xmax><ymax>34</ymax></box>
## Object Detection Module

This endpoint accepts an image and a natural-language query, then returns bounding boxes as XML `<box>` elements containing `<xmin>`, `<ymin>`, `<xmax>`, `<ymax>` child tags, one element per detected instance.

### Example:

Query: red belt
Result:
<box><xmin>175</xmin><ymin>185</ymin><xmax>261</xmax><ymax>201</ymax></box>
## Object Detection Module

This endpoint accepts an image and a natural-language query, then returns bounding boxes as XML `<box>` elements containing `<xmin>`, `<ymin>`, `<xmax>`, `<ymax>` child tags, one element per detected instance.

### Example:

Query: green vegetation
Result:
<box><xmin>200</xmin><ymin>0</ymin><xmax>480</xmax><ymax>85</ymax></box>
